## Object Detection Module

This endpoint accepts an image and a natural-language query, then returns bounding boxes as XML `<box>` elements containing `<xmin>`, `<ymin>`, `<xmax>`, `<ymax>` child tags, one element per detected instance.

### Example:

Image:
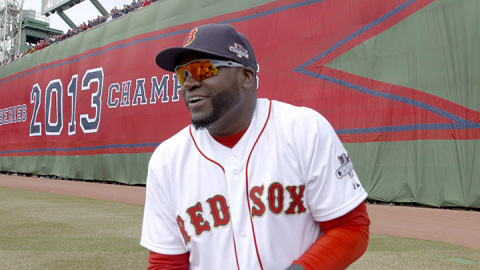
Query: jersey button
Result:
<box><xmin>233</xmin><ymin>175</ymin><xmax>241</xmax><ymax>181</ymax></box>
<box><xmin>229</xmin><ymin>156</ymin><xmax>237</xmax><ymax>162</ymax></box>
<box><xmin>240</xmin><ymin>232</ymin><xmax>247</xmax><ymax>238</ymax></box>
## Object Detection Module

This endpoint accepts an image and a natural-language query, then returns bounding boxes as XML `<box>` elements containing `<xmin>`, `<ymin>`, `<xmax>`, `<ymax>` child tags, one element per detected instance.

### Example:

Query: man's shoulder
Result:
<box><xmin>152</xmin><ymin>125</ymin><xmax>191</xmax><ymax>155</ymax></box>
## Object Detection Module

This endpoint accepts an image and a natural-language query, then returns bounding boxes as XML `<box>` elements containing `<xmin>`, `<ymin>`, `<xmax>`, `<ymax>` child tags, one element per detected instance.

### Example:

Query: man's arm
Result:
<box><xmin>288</xmin><ymin>202</ymin><xmax>370</xmax><ymax>270</ymax></box>
<box><xmin>147</xmin><ymin>251</ymin><xmax>190</xmax><ymax>270</ymax></box>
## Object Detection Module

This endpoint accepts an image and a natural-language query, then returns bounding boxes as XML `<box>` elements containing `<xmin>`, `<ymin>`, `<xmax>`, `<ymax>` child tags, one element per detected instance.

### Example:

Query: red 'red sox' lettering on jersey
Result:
<box><xmin>177</xmin><ymin>182</ymin><xmax>307</xmax><ymax>244</ymax></box>
<box><xmin>207</xmin><ymin>195</ymin><xmax>231</xmax><ymax>227</ymax></box>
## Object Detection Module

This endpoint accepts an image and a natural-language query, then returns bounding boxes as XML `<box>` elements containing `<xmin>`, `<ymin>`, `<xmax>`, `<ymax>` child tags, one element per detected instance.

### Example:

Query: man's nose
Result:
<box><xmin>182</xmin><ymin>75</ymin><xmax>201</xmax><ymax>89</ymax></box>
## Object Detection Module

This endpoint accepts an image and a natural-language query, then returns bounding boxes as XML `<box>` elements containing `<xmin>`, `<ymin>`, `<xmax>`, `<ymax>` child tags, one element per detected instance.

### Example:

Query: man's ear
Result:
<box><xmin>242</xmin><ymin>67</ymin><xmax>256</xmax><ymax>89</ymax></box>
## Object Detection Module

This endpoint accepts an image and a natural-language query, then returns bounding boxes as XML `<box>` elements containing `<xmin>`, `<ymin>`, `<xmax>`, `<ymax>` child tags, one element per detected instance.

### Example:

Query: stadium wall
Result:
<box><xmin>1</xmin><ymin>0</ymin><xmax>479</xmax><ymax>207</ymax></box>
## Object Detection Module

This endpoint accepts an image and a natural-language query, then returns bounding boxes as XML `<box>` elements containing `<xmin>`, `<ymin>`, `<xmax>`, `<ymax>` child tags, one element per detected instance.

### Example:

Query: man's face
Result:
<box><xmin>189</xmin><ymin>77</ymin><xmax>241</xmax><ymax>129</ymax></box>
<box><xmin>178</xmin><ymin>57</ymin><xmax>244</xmax><ymax>130</ymax></box>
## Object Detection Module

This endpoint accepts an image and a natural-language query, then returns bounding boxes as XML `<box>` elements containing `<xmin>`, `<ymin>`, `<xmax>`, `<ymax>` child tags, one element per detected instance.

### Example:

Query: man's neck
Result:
<box><xmin>207</xmin><ymin>98</ymin><xmax>257</xmax><ymax>137</ymax></box>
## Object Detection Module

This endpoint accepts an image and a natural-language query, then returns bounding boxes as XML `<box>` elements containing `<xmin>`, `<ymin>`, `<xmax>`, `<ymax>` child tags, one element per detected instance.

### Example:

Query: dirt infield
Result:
<box><xmin>1</xmin><ymin>173</ymin><xmax>479</xmax><ymax>251</ymax></box>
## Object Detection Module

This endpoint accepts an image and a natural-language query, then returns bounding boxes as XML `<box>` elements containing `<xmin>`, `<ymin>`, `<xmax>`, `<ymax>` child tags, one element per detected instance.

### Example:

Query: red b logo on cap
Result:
<box><xmin>183</xmin><ymin>27</ymin><xmax>198</xmax><ymax>47</ymax></box>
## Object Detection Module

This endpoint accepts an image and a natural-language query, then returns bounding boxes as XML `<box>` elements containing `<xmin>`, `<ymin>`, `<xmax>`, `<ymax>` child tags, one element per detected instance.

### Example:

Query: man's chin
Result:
<box><xmin>192</xmin><ymin>122</ymin><xmax>208</xmax><ymax>130</ymax></box>
<box><xmin>191</xmin><ymin>114</ymin><xmax>219</xmax><ymax>130</ymax></box>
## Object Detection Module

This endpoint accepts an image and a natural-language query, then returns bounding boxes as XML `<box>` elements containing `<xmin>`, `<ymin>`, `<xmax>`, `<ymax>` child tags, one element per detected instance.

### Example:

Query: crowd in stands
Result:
<box><xmin>1</xmin><ymin>0</ymin><xmax>159</xmax><ymax>66</ymax></box>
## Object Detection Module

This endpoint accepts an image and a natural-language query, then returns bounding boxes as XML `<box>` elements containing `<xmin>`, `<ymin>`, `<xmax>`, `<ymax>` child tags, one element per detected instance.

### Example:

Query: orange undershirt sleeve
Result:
<box><xmin>292</xmin><ymin>202</ymin><xmax>370</xmax><ymax>270</ymax></box>
<box><xmin>147</xmin><ymin>251</ymin><xmax>190</xmax><ymax>270</ymax></box>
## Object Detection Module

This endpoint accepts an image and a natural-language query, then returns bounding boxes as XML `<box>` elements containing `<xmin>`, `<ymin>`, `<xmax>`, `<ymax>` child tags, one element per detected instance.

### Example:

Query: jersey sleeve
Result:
<box><xmin>140</xmin><ymin>146</ymin><xmax>189</xmax><ymax>255</ymax></box>
<box><xmin>297</xmin><ymin>108</ymin><xmax>368</xmax><ymax>222</ymax></box>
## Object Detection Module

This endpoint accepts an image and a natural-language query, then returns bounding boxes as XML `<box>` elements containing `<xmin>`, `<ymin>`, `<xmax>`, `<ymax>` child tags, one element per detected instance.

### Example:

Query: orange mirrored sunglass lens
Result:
<box><xmin>176</xmin><ymin>60</ymin><xmax>219</xmax><ymax>85</ymax></box>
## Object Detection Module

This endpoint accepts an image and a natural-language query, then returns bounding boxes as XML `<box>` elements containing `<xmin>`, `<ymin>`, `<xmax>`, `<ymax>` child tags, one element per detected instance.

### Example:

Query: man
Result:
<box><xmin>141</xmin><ymin>23</ymin><xmax>370</xmax><ymax>270</ymax></box>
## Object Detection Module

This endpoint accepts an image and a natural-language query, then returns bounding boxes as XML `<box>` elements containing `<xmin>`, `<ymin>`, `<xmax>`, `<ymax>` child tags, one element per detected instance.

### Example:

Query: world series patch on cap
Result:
<box><xmin>155</xmin><ymin>24</ymin><xmax>258</xmax><ymax>72</ymax></box>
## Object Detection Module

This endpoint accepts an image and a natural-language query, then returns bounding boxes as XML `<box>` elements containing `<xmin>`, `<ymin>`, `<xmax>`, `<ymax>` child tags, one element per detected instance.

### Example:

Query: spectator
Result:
<box><xmin>1</xmin><ymin>0</ymin><xmax>160</xmax><ymax>66</ymax></box>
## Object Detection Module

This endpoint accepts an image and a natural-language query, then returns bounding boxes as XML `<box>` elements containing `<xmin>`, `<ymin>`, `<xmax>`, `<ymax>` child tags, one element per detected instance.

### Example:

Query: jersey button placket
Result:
<box><xmin>229</xmin><ymin>156</ymin><xmax>241</xmax><ymax>181</ymax></box>
<box><xmin>225</xmin><ymin>152</ymin><xmax>253</xmax><ymax>267</ymax></box>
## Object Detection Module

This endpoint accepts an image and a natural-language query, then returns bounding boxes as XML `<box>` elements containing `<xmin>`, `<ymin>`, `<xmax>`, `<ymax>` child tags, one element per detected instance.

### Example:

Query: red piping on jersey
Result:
<box><xmin>245</xmin><ymin>100</ymin><xmax>272</xmax><ymax>270</ymax></box>
<box><xmin>190</xmin><ymin>126</ymin><xmax>225</xmax><ymax>173</ymax></box>
<box><xmin>188</xmin><ymin>99</ymin><xmax>272</xmax><ymax>270</ymax></box>
<box><xmin>189</xmin><ymin>126</ymin><xmax>240</xmax><ymax>270</ymax></box>
<box><xmin>231</xmin><ymin>234</ymin><xmax>240</xmax><ymax>269</ymax></box>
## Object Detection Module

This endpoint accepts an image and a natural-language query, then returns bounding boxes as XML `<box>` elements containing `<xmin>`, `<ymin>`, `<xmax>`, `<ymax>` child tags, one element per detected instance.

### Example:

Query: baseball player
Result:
<box><xmin>140</xmin><ymin>24</ymin><xmax>370</xmax><ymax>270</ymax></box>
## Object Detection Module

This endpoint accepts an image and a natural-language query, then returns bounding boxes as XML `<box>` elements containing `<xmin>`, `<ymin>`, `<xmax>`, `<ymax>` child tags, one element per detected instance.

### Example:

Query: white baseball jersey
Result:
<box><xmin>140</xmin><ymin>98</ymin><xmax>367</xmax><ymax>270</ymax></box>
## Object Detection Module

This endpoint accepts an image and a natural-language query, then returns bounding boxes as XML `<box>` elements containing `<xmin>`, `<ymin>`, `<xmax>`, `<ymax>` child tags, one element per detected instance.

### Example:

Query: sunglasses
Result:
<box><xmin>175</xmin><ymin>59</ymin><xmax>245</xmax><ymax>85</ymax></box>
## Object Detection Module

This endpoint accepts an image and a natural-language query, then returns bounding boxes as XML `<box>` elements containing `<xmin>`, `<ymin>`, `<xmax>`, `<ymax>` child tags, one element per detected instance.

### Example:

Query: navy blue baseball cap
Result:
<box><xmin>155</xmin><ymin>24</ymin><xmax>257</xmax><ymax>72</ymax></box>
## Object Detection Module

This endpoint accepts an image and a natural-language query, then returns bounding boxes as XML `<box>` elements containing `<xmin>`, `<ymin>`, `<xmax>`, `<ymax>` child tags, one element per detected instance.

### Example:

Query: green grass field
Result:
<box><xmin>0</xmin><ymin>187</ymin><xmax>478</xmax><ymax>269</ymax></box>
